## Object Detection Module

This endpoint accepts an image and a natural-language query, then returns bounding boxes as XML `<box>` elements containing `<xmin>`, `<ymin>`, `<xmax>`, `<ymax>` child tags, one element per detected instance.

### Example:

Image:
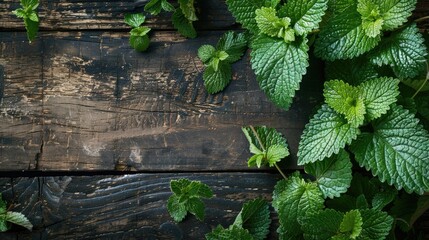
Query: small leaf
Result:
<box><xmin>358</xmin><ymin>77</ymin><xmax>400</xmax><ymax>121</ymax></box>
<box><xmin>130</xmin><ymin>26</ymin><xmax>151</xmax><ymax>37</ymax></box>
<box><xmin>203</xmin><ymin>62</ymin><xmax>232</xmax><ymax>94</ymax></box>
<box><xmin>216</xmin><ymin>31</ymin><xmax>248</xmax><ymax>63</ymax></box>
<box><xmin>129</xmin><ymin>35</ymin><xmax>150</xmax><ymax>52</ymax></box>
<box><xmin>324</xmin><ymin>80</ymin><xmax>366</xmax><ymax>127</ymax></box>
<box><xmin>300</xmin><ymin>209</ymin><xmax>344</xmax><ymax>240</ymax></box>
<box><xmin>161</xmin><ymin>0</ymin><xmax>175</xmax><ymax>12</ymax></box>
<box><xmin>172</xmin><ymin>9</ymin><xmax>197</xmax><ymax>38</ymax></box>
<box><xmin>340</xmin><ymin>210</ymin><xmax>362</xmax><ymax>239</ymax></box>
<box><xmin>24</xmin><ymin>18</ymin><xmax>38</xmax><ymax>42</ymax></box>
<box><xmin>369</xmin><ymin>23</ymin><xmax>427</xmax><ymax>79</ymax></box>
<box><xmin>187</xmin><ymin>197</ymin><xmax>205</xmax><ymax>221</ymax></box>
<box><xmin>225</xmin><ymin>0</ymin><xmax>265</xmax><ymax>33</ymax></box>
<box><xmin>198</xmin><ymin>45</ymin><xmax>216</xmax><ymax>64</ymax></box>
<box><xmin>266</xmin><ymin>144</ymin><xmax>289</xmax><ymax>167</ymax></box>
<box><xmin>358</xmin><ymin>209</ymin><xmax>393</xmax><ymax>240</ymax></box>
<box><xmin>28</xmin><ymin>12</ymin><xmax>38</xmax><ymax>22</ymax></box>
<box><xmin>124</xmin><ymin>13</ymin><xmax>146</xmax><ymax>28</ymax></box>
<box><xmin>357</xmin><ymin>0</ymin><xmax>384</xmax><ymax>37</ymax></box>
<box><xmin>178</xmin><ymin>0</ymin><xmax>197</xmax><ymax>21</ymax></box>
<box><xmin>255</xmin><ymin>7</ymin><xmax>294</xmax><ymax>42</ymax></box>
<box><xmin>13</xmin><ymin>9</ymin><xmax>26</xmax><ymax>18</ymax></box>
<box><xmin>314</xmin><ymin>5</ymin><xmax>381</xmax><ymax>60</ymax></box>
<box><xmin>144</xmin><ymin>0</ymin><xmax>163</xmax><ymax>15</ymax></box>
<box><xmin>282</xmin><ymin>0</ymin><xmax>328</xmax><ymax>35</ymax></box>
<box><xmin>298</xmin><ymin>104</ymin><xmax>360</xmax><ymax>165</ymax></box>
<box><xmin>5</xmin><ymin>212</ymin><xmax>32</xmax><ymax>231</ymax></box>
<box><xmin>305</xmin><ymin>149</ymin><xmax>353</xmax><ymax>199</ymax></box>
<box><xmin>206</xmin><ymin>225</ymin><xmax>255</xmax><ymax>240</ymax></box>
<box><xmin>371</xmin><ymin>187</ymin><xmax>398</xmax><ymax>211</ymax></box>
<box><xmin>233</xmin><ymin>198</ymin><xmax>270</xmax><ymax>240</ymax></box>
<box><xmin>167</xmin><ymin>195</ymin><xmax>187</xmax><ymax>222</ymax></box>
<box><xmin>251</xmin><ymin>35</ymin><xmax>309</xmax><ymax>109</ymax></box>
<box><xmin>350</xmin><ymin>104</ymin><xmax>429</xmax><ymax>194</ymax></box>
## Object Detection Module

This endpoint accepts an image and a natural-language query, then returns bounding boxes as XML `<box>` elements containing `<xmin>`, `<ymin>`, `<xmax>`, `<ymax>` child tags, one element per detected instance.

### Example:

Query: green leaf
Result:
<box><xmin>325</xmin><ymin>57</ymin><xmax>379</xmax><ymax>86</ymax></box>
<box><xmin>21</xmin><ymin>0</ymin><xmax>38</xmax><ymax>9</ymax></box>
<box><xmin>358</xmin><ymin>77</ymin><xmax>400</xmax><ymax>121</ymax></box>
<box><xmin>144</xmin><ymin>0</ymin><xmax>174</xmax><ymax>15</ymax></box>
<box><xmin>350</xmin><ymin>104</ymin><xmax>429</xmax><ymax>194</ymax></box>
<box><xmin>300</xmin><ymin>209</ymin><xmax>344</xmax><ymax>240</ymax></box>
<box><xmin>198</xmin><ymin>45</ymin><xmax>216</xmax><ymax>64</ymax></box>
<box><xmin>172</xmin><ymin>9</ymin><xmax>197</xmax><ymax>38</ymax></box>
<box><xmin>277</xmin><ymin>175</ymin><xmax>324</xmax><ymax>239</ymax></box>
<box><xmin>170</xmin><ymin>178</ymin><xmax>190</xmax><ymax>195</ymax></box>
<box><xmin>371</xmin><ymin>187</ymin><xmax>398</xmax><ymax>210</ymax></box>
<box><xmin>167</xmin><ymin>195</ymin><xmax>187</xmax><ymax>222</ymax></box>
<box><xmin>28</xmin><ymin>12</ymin><xmax>38</xmax><ymax>22</ymax></box>
<box><xmin>203</xmin><ymin>62</ymin><xmax>232</xmax><ymax>94</ymax></box>
<box><xmin>305</xmin><ymin>149</ymin><xmax>353</xmax><ymax>199</ymax></box>
<box><xmin>124</xmin><ymin>13</ymin><xmax>146</xmax><ymax>28</ymax></box>
<box><xmin>0</xmin><ymin>194</ymin><xmax>6</xmax><ymax>212</ymax></box>
<box><xmin>242</xmin><ymin>126</ymin><xmax>289</xmax><ymax>168</ymax></box>
<box><xmin>255</xmin><ymin>7</ymin><xmax>295</xmax><ymax>42</ymax></box>
<box><xmin>5</xmin><ymin>212</ymin><xmax>32</xmax><ymax>231</ymax></box>
<box><xmin>298</xmin><ymin>104</ymin><xmax>360</xmax><ymax>165</ymax></box>
<box><xmin>225</xmin><ymin>0</ymin><xmax>265</xmax><ymax>33</ymax></box>
<box><xmin>324</xmin><ymin>80</ymin><xmax>366</xmax><ymax>127</ymax></box>
<box><xmin>206</xmin><ymin>225</ymin><xmax>255</xmax><ymax>240</ymax></box>
<box><xmin>314</xmin><ymin>6</ymin><xmax>381</xmax><ymax>60</ymax></box>
<box><xmin>130</xmin><ymin>26</ymin><xmax>151</xmax><ymax>37</ymax></box>
<box><xmin>129</xmin><ymin>35</ymin><xmax>150</xmax><ymax>52</ymax></box>
<box><xmin>251</xmin><ymin>35</ymin><xmax>309</xmax><ymax>109</ymax></box>
<box><xmin>187</xmin><ymin>197</ymin><xmax>205</xmax><ymax>221</ymax></box>
<box><xmin>24</xmin><ymin>18</ymin><xmax>38</xmax><ymax>43</ymax></box>
<box><xmin>282</xmin><ymin>0</ymin><xmax>328</xmax><ymax>35</ymax></box>
<box><xmin>378</xmin><ymin>0</ymin><xmax>417</xmax><ymax>31</ymax></box>
<box><xmin>0</xmin><ymin>217</ymin><xmax>9</xmax><ymax>232</ymax></box>
<box><xmin>12</xmin><ymin>9</ymin><xmax>26</xmax><ymax>18</ymax></box>
<box><xmin>340</xmin><ymin>210</ymin><xmax>362</xmax><ymax>239</ymax></box>
<box><xmin>216</xmin><ymin>31</ymin><xmax>248</xmax><ymax>63</ymax></box>
<box><xmin>358</xmin><ymin>209</ymin><xmax>393</xmax><ymax>240</ymax></box>
<box><xmin>357</xmin><ymin>0</ymin><xmax>384</xmax><ymax>37</ymax></box>
<box><xmin>178</xmin><ymin>0</ymin><xmax>197</xmax><ymax>21</ymax></box>
<box><xmin>272</xmin><ymin>179</ymin><xmax>289</xmax><ymax>211</ymax></box>
<box><xmin>370</xmin><ymin>24</ymin><xmax>427</xmax><ymax>79</ymax></box>
<box><xmin>233</xmin><ymin>198</ymin><xmax>270</xmax><ymax>240</ymax></box>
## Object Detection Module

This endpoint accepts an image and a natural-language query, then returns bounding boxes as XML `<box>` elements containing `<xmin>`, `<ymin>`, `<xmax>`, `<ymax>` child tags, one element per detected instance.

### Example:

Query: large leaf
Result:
<box><xmin>203</xmin><ymin>62</ymin><xmax>232</xmax><ymax>94</ymax></box>
<box><xmin>358</xmin><ymin>209</ymin><xmax>393</xmax><ymax>240</ymax></box>
<box><xmin>226</xmin><ymin>0</ymin><xmax>265</xmax><ymax>33</ymax></box>
<box><xmin>298</xmin><ymin>104</ymin><xmax>360</xmax><ymax>165</ymax></box>
<box><xmin>233</xmin><ymin>198</ymin><xmax>271</xmax><ymax>240</ymax></box>
<box><xmin>276</xmin><ymin>175</ymin><xmax>324</xmax><ymax>239</ymax></box>
<box><xmin>282</xmin><ymin>0</ymin><xmax>328</xmax><ymax>35</ymax></box>
<box><xmin>350</xmin><ymin>104</ymin><xmax>429</xmax><ymax>194</ymax></box>
<box><xmin>251</xmin><ymin>35</ymin><xmax>309</xmax><ymax>109</ymax></box>
<box><xmin>358</xmin><ymin>77</ymin><xmax>400</xmax><ymax>121</ymax></box>
<box><xmin>378</xmin><ymin>0</ymin><xmax>417</xmax><ymax>31</ymax></box>
<box><xmin>314</xmin><ymin>5</ymin><xmax>381</xmax><ymax>60</ymax></box>
<box><xmin>305</xmin><ymin>149</ymin><xmax>353</xmax><ymax>199</ymax></box>
<box><xmin>370</xmin><ymin>24</ymin><xmax>427</xmax><ymax>79</ymax></box>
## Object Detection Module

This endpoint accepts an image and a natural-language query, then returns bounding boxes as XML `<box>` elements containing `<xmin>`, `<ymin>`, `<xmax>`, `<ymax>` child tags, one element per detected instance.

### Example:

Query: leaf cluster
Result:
<box><xmin>0</xmin><ymin>194</ymin><xmax>32</xmax><ymax>232</ymax></box>
<box><xmin>12</xmin><ymin>0</ymin><xmax>39</xmax><ymax>42</ymax></box>
<box><xmin>124</xmin><ymin>13</ymin><xmax>151</xmax><ymax>52</ymax></box>
<box><xmin>167</xmin><ymin>179</ymin><xmax>213</xmax><ymax>222</ymax></box>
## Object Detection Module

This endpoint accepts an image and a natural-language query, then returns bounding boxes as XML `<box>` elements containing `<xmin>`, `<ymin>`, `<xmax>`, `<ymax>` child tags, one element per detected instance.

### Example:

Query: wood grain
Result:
<box><xmin>0</xmin><ymin>0</ymin><xmax>236</xmax><ymax>31</ymax></box>
<box><xmin>0</xmin><ymin>173</ymin><xmax>281</xmax><ymax>240</ymax></box>
<box><xmin>0</xmin><ymin>31</ymin><xmax>323</xmax><ymax>171</ymax></box>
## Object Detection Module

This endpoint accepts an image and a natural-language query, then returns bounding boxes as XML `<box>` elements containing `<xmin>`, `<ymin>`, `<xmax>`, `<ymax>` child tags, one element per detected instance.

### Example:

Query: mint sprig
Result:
<box><xmin>0</xmin><ymin>194</ymin><xmax>32</xmax><ymax>232</ymax></box>
<box><xmin>167</xmin><ymin>179</ymin><xmax>213</xmax><ymax>222</ymax></box>
<box><xmin>125</xmin><ymin>13</ymin><xmax>151</xmax><ymax>52</ymax></box>
<box><xmin>12</xmin><ymin>0</ymin><xmax>40</xmax><ymax>43</ymax></box>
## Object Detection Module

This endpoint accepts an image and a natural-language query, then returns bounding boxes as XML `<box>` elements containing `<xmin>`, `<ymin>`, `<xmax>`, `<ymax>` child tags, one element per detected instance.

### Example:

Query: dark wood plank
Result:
<box><xmin>0</xmin><ymin>31</ymin><xmax>323</xmax><ymax>171</ymax></box>
<box><xmin>0</xmin><ymin>33</ymin><xmax>44</xmax><ymax>170</ymax></box>
<box><xmin>0</xmin><ymin>173</ymin><xmax>281</xmax><ymax>240</ymax></box>
<box><xmin>0</xmin><ymin>0</ymin><xmax>236</xmax><ymax>31</ymax></box>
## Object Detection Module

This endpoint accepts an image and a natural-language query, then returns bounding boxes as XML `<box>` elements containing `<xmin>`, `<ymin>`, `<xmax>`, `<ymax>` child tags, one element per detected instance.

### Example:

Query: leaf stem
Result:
<box><xmin>411</xmin><ymin>61</ymin><xmax>429</xmax><ymax>99</ymax></box>
<box><xmin>249</xmin><ymin>125</ymin><xmax>287</xmax><ymax>180</ymax></box>
<box><xmin>414</xmin><ymin>16</ymin><xmax>429</xmax><ymax>23</ymax></box>
<box><xmin>274</xmin><ymin>163</ymin><xmax>288</xmax><ymax>180</ymax></box>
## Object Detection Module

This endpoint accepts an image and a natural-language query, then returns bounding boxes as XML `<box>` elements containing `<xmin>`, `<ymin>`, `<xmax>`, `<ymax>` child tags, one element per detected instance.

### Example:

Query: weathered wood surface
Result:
<box><xmin>0</xmin><ymin>30</ymin><xmax>323</xmax><ymax>171</ymax></box>
<box><xmin>0</xmin><ymin>173</ymin><xmax>281</xmax><ymax>240</ymax></box>
<box><xmin>0</xmin><ymin>0</ymin><xmax>236</xmax><ymax>30</ymax></box>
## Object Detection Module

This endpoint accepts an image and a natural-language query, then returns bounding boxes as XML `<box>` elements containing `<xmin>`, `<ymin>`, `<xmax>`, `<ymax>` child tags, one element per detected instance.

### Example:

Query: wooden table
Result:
<box><xmin>0</xmin><ymin>1</ymin><xmax>428</xmax><ymax>239</ymax></box>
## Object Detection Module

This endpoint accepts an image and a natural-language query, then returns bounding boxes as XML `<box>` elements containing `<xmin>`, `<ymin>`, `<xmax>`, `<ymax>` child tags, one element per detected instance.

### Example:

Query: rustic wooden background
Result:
<box><xmin>0</xmin><ymin>0</ymin><xmax>428</xmax><ymax>239</ymax></box>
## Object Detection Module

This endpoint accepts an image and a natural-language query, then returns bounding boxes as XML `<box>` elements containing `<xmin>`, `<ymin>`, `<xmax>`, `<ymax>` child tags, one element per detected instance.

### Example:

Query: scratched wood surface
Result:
<box><xmin>0</xmin><ymin>173</ymin><xmax>281</xmax><ymax>240</ymax></box>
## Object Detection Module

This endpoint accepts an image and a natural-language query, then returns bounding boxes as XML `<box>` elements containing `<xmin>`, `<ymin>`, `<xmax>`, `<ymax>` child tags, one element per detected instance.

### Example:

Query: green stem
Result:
<box><xmin>274</xmin><ymin>163</ymin><xmax>288</xmax><ymax>180</ymax></box>
<box><xmin>249</xmin><ymin>125</ymin><xmax>287</xmax><ymax>180</ymax></box>
<box><xmin>415</xmin><ymin>16</ymin><xmax>429</xmax><ymax>23</ymax></box>
<box><xmin>411</xmin><ymin>61</ymin><xmax>429</xmax><ymax>99</ymax></box>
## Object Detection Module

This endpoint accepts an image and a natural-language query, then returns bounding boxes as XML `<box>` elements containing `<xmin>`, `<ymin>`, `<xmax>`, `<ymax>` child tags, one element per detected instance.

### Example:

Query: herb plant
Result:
<box><xmin>0</xmin><ymin>194</ymin><xmax>32</xmax><ymax>232</ymax></box>
<box><xmin>124</xmin><ymin>13</ymin><xmax>151</xmax><ymax>52</ymax></box>
<box><xmin>12</xmin><ymin>0</ymin><xmax>39</xmax><ymax>43</ymax></box>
